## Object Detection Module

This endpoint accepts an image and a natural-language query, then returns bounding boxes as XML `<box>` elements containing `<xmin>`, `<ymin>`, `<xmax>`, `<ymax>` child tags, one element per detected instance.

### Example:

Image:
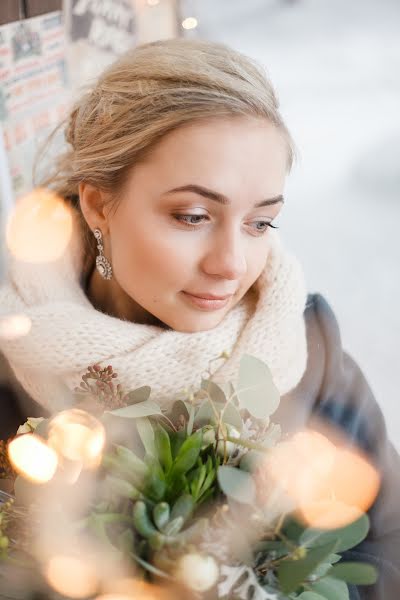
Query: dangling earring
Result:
<box><xmin>93</xmin><ymin>228</ymin><xmax>113</xmax><ymax>280</ymax></box>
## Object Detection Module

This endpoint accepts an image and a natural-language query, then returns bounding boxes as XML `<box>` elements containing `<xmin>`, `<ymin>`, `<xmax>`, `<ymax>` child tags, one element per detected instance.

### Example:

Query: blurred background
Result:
<box><xmin>0</xmin><ymin>0</ymin><xmax>399</xmax><ymax>447</ymax></box>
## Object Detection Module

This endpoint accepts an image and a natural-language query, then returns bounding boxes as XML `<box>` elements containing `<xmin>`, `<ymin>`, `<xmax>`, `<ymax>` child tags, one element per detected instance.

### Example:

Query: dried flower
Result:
<box><xmin>73</xmin><ymin>363</ymin><xmax>127</xmax><ymax>411</ymax></box>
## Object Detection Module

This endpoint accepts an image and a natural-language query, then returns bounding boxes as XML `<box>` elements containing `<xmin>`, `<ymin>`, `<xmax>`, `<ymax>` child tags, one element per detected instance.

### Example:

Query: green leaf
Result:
<box><xmin>170</xmin><ymin>494</ymin><xmax>194</xmax><ymax>524</ymax></box>
<box><xmin>201</xmin><ymin>379</ymin><xmax>227</xmax><ymax>404</ymax></box>
<box><xmin>310</xmin><ymin>576</ymin><xmax>349</xmax><ymax>600</ymax></box>
<box><xmin>154</xmin><ymin>425</ymin><xmax>173</xmax><ymax>473</ymax></box>
<box><xmin>236</xmin><ymin>354</ymin><xmax>280</xmax><ymax>419</ymax></box>
<box><xmin>297</xmin><ymin>593</ymin><xmax>326</xmax><ymax>600</ymax></box>
<box><xmin>186</xmin><ymin>404</ymin><xmax>195</xmax><ymax>436</ymax></box>
<box><xmin>105</xmin><ymin>399</ymin><xmax>162</xmax><ymax>419</ymax></box>
<box><xmin>129</xmin><ymin>551</ymin><xmax>172</xmax><ymax>579</ymax></box>
<box><xmin>278</xmin><ymin>540</ymin><xmax>338</xmax><ymax>594</ymax></box>
<box><xmin>170</xmin><ymin>400</ymin><xmax>190</xmax><ymax>424</ymax></box>
<box><xmin>239</xmin><ymin>450</ymin><xmax>265</xmax><ymax>473</ymax></box>
<box><xmin>123</xmin><ymin>386</ymin><xmax>151</xmax><ymax>405</ymax></box>
<box><xmin>153</xmin><ymin>502</ymin><xmax>170</xmax><ymax>530</ymax></box>
<box><xmin>170</xmin><ymin>430</ymin><xmax>203</xmax><ymax>478</ymax></box>
<box><xmin>217</xmin><ymin>465</ymin><xmax>256</xmax><ymax>505</ymax></box>
<box><xmin>311</xmin><ymin>553</ymin><xmax>342</xmax><ymax>579</ymax></box>
<box><xmin>221</xmin><ymin>400</ymin><xmax>244</xmax><ymax>432</ymax></box>
<box><xmin>143</xmin><ymin>456</ymin><xmax>166</xmax><ymax>502</ymax></box>
<box><xmin>170</xmin><ymin>428</ymin><xmax>187</xmax><ymax>459</ymax></box>
<box><xmin>136</xmin><ymin>418</ymin><xmax>156</xmax><ymax>457</ymax></box>
<box><xmin>300</xmin><ymin>514</ymin><xmax>370</xmax><ymax>553</ymax></box>
<box><xmin>163</xmin><ymin>516</ymin><xmax>184</xmax><ymax>536</ymax></box>
<box><xmin>327</xmin><ymin>562</ymin><xmax>378</xmax><ymax>585</ymax></box>
<box><xmin>132</xmin><ymin>500</ymin><xmax>157</xmax><ymax>538</ymax></box>
<box><xmin>194</xmin><ymin>398</ymin><xmax>219</xmax><ymax>426</ymax></box>
<box><xmin>114</xmin><ymin>445</ymin><xmax>148</xmax><ymax>478</ymax></box>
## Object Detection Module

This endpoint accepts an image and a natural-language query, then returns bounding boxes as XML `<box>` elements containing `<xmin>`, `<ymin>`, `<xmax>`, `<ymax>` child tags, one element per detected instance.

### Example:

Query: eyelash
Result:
<box><xmin>172</xmin><ymin>214</ymin><xmax>279</xmax><ymax>235</ymax></box>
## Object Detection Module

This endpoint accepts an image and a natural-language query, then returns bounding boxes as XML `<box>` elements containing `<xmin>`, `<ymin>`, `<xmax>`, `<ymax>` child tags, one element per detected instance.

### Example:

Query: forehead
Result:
<box><xmin>131</xmin><ymin>117</ymin><xmax>288</xmax><ymax>190</ymax></box>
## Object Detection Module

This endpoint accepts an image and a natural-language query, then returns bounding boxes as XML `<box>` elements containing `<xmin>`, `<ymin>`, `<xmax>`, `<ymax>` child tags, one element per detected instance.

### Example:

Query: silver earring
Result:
<box><xmin>93</xmin><ymin>228</ymin><xmax>113</xmax><ymax>280</ymax></box>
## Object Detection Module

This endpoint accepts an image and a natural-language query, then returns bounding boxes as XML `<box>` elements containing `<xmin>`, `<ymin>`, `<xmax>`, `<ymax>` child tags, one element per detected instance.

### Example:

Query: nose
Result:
<box><xmin>200</xmin><ymin>226</ymin><xmax>247</xmax><ymax>281</ymax></box>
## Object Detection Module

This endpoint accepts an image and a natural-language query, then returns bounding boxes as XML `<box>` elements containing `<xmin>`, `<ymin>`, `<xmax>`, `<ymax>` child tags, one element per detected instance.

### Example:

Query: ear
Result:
<box><xmin>78</xmin><ymin>182</ymin><xmax>112</xmax><ymax>234</ymax></box>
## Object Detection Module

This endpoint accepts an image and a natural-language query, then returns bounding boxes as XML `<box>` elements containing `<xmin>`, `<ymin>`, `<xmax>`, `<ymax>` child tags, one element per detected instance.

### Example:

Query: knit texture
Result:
<box><xmin>0</xmin><ymin>209</ymin><xmax>309</xmax><ymax>412</ymax></box>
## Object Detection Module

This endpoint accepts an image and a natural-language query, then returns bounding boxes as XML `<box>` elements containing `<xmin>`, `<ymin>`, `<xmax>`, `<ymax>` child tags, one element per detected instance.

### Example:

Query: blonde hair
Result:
<box><xmin>35</xmin><ymin>38</ymin><xmax>297</xmax><ymax>266</ymax></box>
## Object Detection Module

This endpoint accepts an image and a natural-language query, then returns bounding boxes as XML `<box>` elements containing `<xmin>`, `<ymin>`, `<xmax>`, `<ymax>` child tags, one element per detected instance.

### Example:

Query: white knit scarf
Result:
<box><xmin>0</xmin><ymin>212</ymin><xmax>309</xmax><ymax>413</ymax></box>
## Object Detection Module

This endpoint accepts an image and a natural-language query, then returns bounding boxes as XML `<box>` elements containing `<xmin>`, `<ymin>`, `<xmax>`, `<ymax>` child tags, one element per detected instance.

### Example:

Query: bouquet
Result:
<box><xmin>0</xmin><ymin>353</ymin><xmax>380</xmax><ymax>600</ymax></box>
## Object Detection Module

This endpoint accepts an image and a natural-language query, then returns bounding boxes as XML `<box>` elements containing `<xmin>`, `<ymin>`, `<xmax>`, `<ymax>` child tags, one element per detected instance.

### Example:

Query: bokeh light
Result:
<box><xmin>45</xmin><ymin>555</ymin><xmax>98</xmax><ymax>598</ymax></box>
<box><xmin>0</xmin><ymin>314</ymin><xmax>31</xmax><ymax>340</ymax></box>
<box><xmin>48</xmin><ymin>409</ymin><xmax>106</xmax><ymax>469</ymax></box>
<box><xmin>8</xmin><ymin>434</ymin><xmax>58</xmax><ymax>483</ymax></box>
<box><xmin>6</xmin><ymin>187</ymin><xmax>73</xmax><ymax>263</ymax></box>
<box><xmin>182</xmin><ymin>17</ymin><xmax>198</xmax><ymax>30</ymax></box>
<box><xmin>257</xmin><ymin>428</ymin><xmax>380</xmax><ymax>529</ymax></box>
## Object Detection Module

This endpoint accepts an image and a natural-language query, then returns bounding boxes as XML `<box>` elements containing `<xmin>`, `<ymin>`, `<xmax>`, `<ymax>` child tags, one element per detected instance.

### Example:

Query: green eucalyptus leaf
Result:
<box><xmin>239</xmin><ymin>450</ymin><xmax>265</xmax><ymax>473</ymax></box>
<box><xmin>311</xmin><ymin>553</ymin><xmax>342</xmax><ymax>578</ymax></box>
<box><xmin>201</xmin><ymin>378</ymin><xmax>227</xmax><ymax>404</ymax></box>
<box><xmin>327</xmin><ymin>562</ymin><xmax>378</xmax><ymax>585</ymax></box>
<box><xmin>105</xmin><ymin>399</ymin><xmax>162</xmax><ymax>419</ymax></box>
<box><xmin>170</xmin><ymin>400</ymin><xmax>190</xmax><ymax>423</ymax></box>
<box><xmin>136</xmin><ymin>417</ymin><xmax>156</xmax><ymax>457</ymax></box>
<box><xmin>236</xmin><ymin>354</ymin><xmax>280</xmax><ymax>419</ymax></box>
<box><xmin>186</xmin><ymin>404</ymin><xmax>195</xmax><ymax>436</ymax></box>
<box><xmin>194</xmin><ymin>398</ymin><xmax>219</xmax><ymax>426</ymax></box>
<box><xmin>300</xmin><ymin>514</ymin><xmax>370</xmax><ymax>553</ymax></box>
<box><xmin>217</xmin><ymin>465</ymin><xmax>256</xmax><ymax>505</ymax></box>
<box><xmin>221</xmin><ymin>401</ymin><xmax>243</xmax><ymax>432</ymax></box>
<box><xmin>278</xmin><ymin>540</ymin><xmax>338</xmax><ymax>594</ymax></box>
<box><xmin>310</xmin><ymin>576</ymin><xmax>349</xmax><ymax>600</ymax></box>
<box><xmin>123</xmin><ymin>386</ymin><xmax>151</xmax><ymax>405</ymax></box>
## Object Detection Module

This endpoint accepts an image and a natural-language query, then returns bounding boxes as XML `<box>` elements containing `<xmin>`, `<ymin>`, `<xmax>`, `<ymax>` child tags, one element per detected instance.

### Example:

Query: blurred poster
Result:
<box><xmin>0</xmin><ymin>11</ymin><xmax>70</xmax><ymax>200</ymax></box>
<box><xmin>0</xmin><ymin>11</ymin><xmax>69</xmax><ymax>280</ymax></box>
<box><xmin>64</xmin><ymin>0</ymin><xmax>137</xmax><ymax>94</ymax></box>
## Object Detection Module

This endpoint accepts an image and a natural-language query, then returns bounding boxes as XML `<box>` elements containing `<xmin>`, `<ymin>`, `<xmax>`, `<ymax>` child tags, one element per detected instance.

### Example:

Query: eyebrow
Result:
<box><xmin>164</xmin><ymin>184</ymin><xmax>284</xmax><ymax>208</ymax></box>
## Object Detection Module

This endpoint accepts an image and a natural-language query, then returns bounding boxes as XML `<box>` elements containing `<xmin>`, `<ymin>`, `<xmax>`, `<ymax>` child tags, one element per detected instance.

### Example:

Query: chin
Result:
<box><xmin>169</xmin><ymin>314</ymin><xmax>225</xmax><ymax>334</ymax></box>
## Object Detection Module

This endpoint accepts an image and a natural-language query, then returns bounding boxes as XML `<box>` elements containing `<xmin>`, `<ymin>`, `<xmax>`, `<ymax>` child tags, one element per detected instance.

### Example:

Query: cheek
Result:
<box><xmin>109</xmin><ymin>215</ymin><xmax>193</xmax><ymax>285</ymax></box>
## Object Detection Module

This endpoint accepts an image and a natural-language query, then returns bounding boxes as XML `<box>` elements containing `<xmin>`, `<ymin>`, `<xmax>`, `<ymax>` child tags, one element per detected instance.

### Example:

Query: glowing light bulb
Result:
<box><xmin>8</xmin><ymin>434</ymin><xmax>58</xmax><ymax>483</ymax></box>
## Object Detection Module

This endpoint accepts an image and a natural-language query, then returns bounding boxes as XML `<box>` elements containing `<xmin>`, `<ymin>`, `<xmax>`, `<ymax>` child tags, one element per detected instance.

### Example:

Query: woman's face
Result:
<box><xmin>88</xmin><ymin>116</ymin><xmax>288</xmax><ymax>333</ymax></box>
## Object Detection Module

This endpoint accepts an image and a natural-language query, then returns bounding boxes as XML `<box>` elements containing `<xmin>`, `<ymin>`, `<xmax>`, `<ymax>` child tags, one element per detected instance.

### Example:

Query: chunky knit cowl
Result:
<box><xmin>0</xmin><ymin>210</ymin><xmax>309</xmax><ymax>413</ymax></box>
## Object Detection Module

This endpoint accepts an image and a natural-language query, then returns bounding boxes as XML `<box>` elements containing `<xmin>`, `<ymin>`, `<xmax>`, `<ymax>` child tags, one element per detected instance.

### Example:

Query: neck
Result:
<box><xmin>85</xmin><ymin>267</ymin><xmax>170</xmax><ymax>329</ymax></box>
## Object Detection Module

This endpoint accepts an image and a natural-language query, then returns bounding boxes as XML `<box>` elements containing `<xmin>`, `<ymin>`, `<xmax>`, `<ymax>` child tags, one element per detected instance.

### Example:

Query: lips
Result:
<box><xmin>181</xmin><ymin>291</ymin><xmax>232</xmax><ymax>311</ymax></box>
<box><xmin>183</xmin><ymin>292</ymin><xmax>234</xmax><ymax>300</ymax></box>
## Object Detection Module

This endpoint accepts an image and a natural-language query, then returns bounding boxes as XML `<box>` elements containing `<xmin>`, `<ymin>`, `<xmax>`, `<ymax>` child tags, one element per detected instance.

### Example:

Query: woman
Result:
<box><xmin>0</xmin><ymin>39</ymin><xmax>399</xmax><ymax>598</ymax></box>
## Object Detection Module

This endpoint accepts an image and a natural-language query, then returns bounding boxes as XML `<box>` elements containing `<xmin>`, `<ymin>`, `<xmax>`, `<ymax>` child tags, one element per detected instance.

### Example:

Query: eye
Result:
<box><xmin>172</xmin><ymin>214</ymin><xmax>279</xmax><ymax>235</ymax></box>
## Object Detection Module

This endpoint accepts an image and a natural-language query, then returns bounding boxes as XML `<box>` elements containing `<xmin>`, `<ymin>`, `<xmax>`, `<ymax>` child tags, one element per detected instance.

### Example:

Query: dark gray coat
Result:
<box><xmin>1</xmin><ymin>292</ymin><xmax>399</xmax><ymax>599</ymax></box>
